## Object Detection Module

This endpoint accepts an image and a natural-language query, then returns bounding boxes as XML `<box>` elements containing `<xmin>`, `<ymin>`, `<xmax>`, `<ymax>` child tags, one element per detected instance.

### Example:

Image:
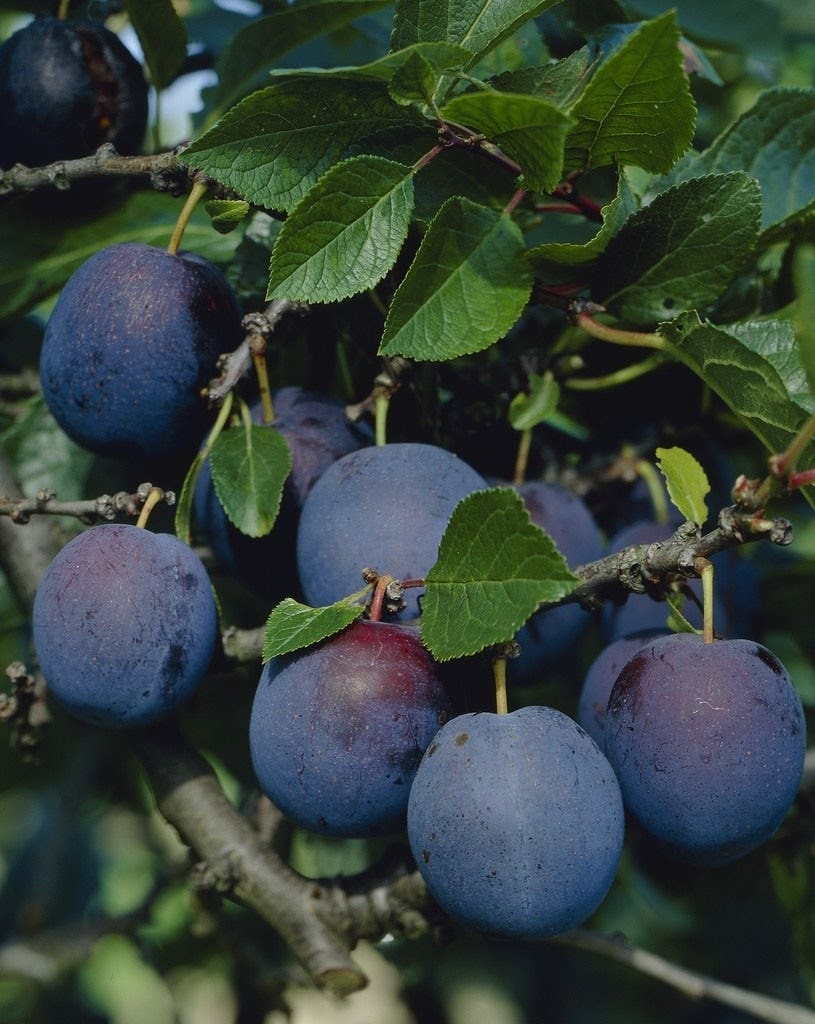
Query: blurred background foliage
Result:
<box><xmin>0</xmin><ymin>0</ymin><xmax>814</xmax><ymax>1021</ymax></box>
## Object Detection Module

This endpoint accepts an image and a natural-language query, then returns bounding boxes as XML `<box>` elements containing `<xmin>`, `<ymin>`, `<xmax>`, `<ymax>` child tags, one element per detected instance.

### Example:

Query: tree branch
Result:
<box><xmin>0</xmin><ymin>483</ymin><xmax>175</xmax><ymax>525</ymax></box>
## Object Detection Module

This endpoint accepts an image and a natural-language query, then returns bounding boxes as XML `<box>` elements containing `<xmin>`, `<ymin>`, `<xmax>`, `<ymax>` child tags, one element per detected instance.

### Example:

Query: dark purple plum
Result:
<box><xmin>407</xmin><ymin>707</ymin><xmax>624</xmax><ymax>939</ymax></box>
<box><xmin>577</xmin><ymin>629</ymin><xmax>669</xmax><ymax>747</ymax></box>
<box><xmin>40</xmin><ymin>242</ymin><xmax>244</xmax><ymax>461</ymax></box>
<box><xmin>604</xmin><ymin>633</ymin><xmax>806</xmax><ymax>865</ymax></box>
<box><xmin>194</xmin><ymin>387</ymin><xmax>372</xmax><ymax>595</ymax></box>
<box><xmin>0</xmin><ymin>18</ymin><xmax>148</xmax><ymax>169</ymax></box>
<box><xmin>249</xmin><ymin>620</ymin><xmax>452</xmax><ymax>837</ymax></box>
<box><xmin>32</xmin><ymin>524</ymin><xmax>218</xmax><ymax>728</ymax></box>
<box><xmin>296</xmin><ymin>443</ymin><xmax>487</xmax><ymax>620</ymax></box>
<box><xmin>509</xmin><ymin>481</ymin><xmax>604</xmax><ymax>684</ymax></box>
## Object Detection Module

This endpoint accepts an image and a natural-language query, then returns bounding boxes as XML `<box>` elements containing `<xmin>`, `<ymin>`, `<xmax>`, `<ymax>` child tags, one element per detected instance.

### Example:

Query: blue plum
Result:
<box><xmin>32</xmin><ymin>524</ymin><xmax>218</xmax><ymax>728</ymax></box>
<box><xmin>296</xmin><ymin>443</ymin><xmax>487</xmax><ymax>620</ymax></box>
<box><xmin>407</xmin><ymin>706</ymin><xmax>624</xmax><ymax>938</ymax></box>
<box><xmin>577</xmin><ymin>629</ymin><xmax>669</xmax><ymax>747</ymax></box>
<box><xmin>40</xmin><ymin>242</ymin><xmax>244</xmax><ymax>461</ymax></box>
<box><xmin>194</xmin><ymin>387</ymin><xmax>372</xmax><ymax>595</ymax></box>
<box><xmin>604</xmin><ymin>633</ymin><xmax>806</xmax><ymax>865</ymax></box>
<box><xmin>249</xmin><ymin>620</ymin><xmax>452</xmax><ymax>837</ymax></box>
<box><xmin>509</xmin><ymin>481</ymin><xmax>604</xmax><ymax>684</ymax></box>
<box><xmin>0</xmin><ymin>18</ymin><xmax>148</xmax><ymax>169</ymax></box>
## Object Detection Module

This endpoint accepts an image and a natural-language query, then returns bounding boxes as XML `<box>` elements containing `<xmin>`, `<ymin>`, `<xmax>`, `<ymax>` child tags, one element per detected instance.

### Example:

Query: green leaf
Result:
<box><xmin>421</xmin><ymin>488</ymin><xmax>578</xmax><ymax>661</ymax></box>
<box><xmin>391</xmin><ymin>0</ymin><xmax>563</xmax><ymax>70</ymax></box>
<box><xmin>212</xmin><ymin>0</ymin><xmax>392</xmax><ymax>112</ymax></box>
<box><xmin>508</xmin><ymin>373</ymin><xmax>560</xmax><ymax>430</ymax></box>
<box><xmin>267</xmin><ymin>156</ymin><xmax>414</xmax><ymax>303</ymax></box>
<box><xmin>0</xmin><ymin>191</ymin><xmax>238</xmax><ymax>321</ymax></box>
<box><xmin>209</xmin><ymin>424</ymin><xmax>292</xmax><ymax>538</ymax></box>
<box><xmin>726</xmin><ymin>320</ymin><xmax>815</xmax><ymax>414</ymax></box>
<box><xmin>594</xmin><ymin>172</ymin><xmax>762</xmax><ymax>325</ymax></box>
<box><xmin>388</xmin><ymin>50</ymin><xmax>441</xmax><ymax>106</ymax></box>
<box><xmin>183</xmin><ymin>80</ymin><xmax>423</xmax><ymax>213</ymax></box>
<box><xmin>489</xmin><ymin>46</ymin><xmax>597</xmax><ymax>108</ymax></box>
<box><xmin>122</xmin><ymin>0</ymin><xmax>187</xmax><ymax>90</ymax></box>
<box><xmin>793</xmin><ymin>245</ymin><xmax>815</xmax><ymax>393</ymax></box>
<box><xmin>379</xmin><ymin>198</ymin><xmax>532</xmax><ymax>360</ymax></box>
<box><xmin>268</xmin><ymin>42</ymin><xmax>472</xmax><ymax>86</ymax></box>
<box><xmin>645</xmin><ymin>88</ymin><xmax>815</xmax><ymax>239</ymax></box>
<box><xmin>565</xmin><ymin>11</ymin><xmax>696</xmax><ymax>174</ymax></box>
<box><xmin>204</xmin><ymin>199</ymin><xmax>251</xmax><ymax>235</ymax></box>
<box><xmin>661</xmin><ymin>312</ymin><xmax>815</xmax><ymax>468</ymax></box>
<box><xmin>527</xmin><ymin>174</ymin><xmax>638</xmax><ymax>270</ymax></box>
<box><xmin>438</xmin><ymin>91</ymin><xmax>573</xmax><ymax>192</ymax></box>
<box><xmin>174</xmin><ymin>445</ymin><xmax>208</xmax><ymax>547</ymax></box>
<box><xmin>655</xmin><ymin>446</ymin><xmax>710</xmax><ymax>525</ymax></box>
<box><xmin>262</xmin><ymin>598</ymin><xmax>363</xmax><ymax>661</ymax></box>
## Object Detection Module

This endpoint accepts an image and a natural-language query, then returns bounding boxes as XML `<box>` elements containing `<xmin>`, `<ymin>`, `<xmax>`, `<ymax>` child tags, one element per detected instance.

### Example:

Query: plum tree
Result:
<box><xmin>0</xmin><ymin>17</ymin><xmax>148</xmax><ymax>169</ymax></box>
<box><xmin>296</xmin><ymin>443</ymin><xmax>487</xmax><ymax>619</ymax></box>
<box><xmin>32</xmin><ymin>524</ymin><xmax>218</xmax><ymax>728</ymax></box>
<box><xmin>249</xmin><ymin>619</ymin><xmax>452</xmax><ymax>836</ymax></box>
<box><xmin>407</xmin><ymin>706</ymin><xmax>625</xmax><ymax>939</ymax></box>
<box><xmin>604</xmin><ymin>632</ymin><xmax>806</xmax><ymax>865</ymax></box>
<box><xmin>509</xmin><ymin>481</ymin><xmax>604</xmax><ymax>683</ymax></box>
<box><xmin>577</xmin><ymin>629</ymin><xmax>669</xmax><ymax>747</ymax></box>
<box><xmin>40</xmin><ymin>242</ymin><xmax>244</xmax><ymax>462</ymax></box>
<box><xmin>194</xmin><ymin>387</ymin><xmax>372</xmax><ymax>594</ymax></box>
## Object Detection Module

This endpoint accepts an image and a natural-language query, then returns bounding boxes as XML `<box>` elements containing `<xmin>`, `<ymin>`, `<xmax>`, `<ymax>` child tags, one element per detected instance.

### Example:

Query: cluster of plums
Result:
<box><xmin>31</xmin><ymin>222</ymin><xmax>807</xmax><ymax>946</ymax></box>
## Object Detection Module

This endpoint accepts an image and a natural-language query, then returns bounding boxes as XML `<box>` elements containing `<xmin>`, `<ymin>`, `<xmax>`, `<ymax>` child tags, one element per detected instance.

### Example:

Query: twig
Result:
<box><xmin>0</xmin><ymin>143</ymin><xmax>192</xmax><ymax>196</ymax></box>
<box><xmin>0</xmin><ymin>483</ymin><xmax>175</xmax><ymax>525</ymax></box>
<box><xmin>555</xmin><ymin>930</ymin><xmax>815</xmax><ymax>1024</ymax></box>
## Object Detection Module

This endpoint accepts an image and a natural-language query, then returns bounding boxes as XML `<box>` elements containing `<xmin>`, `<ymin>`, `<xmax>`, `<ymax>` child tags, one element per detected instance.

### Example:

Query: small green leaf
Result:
<box><xmin>793</xmin><ymin>245</ymin><xmax>815</xmax><ymax>393</ymax></box>
<box><xmin>421</xmin><ymin>488</ymin><xmax>577</xmax><ymax>661</ymax></box>
<box><xmin>209</xmin><ymin>424</ymin><xmax>292</xmax><ymax>538</ymax></box>
<box><xmin>204</xmin><ymin>199</ymin><xmax>251</xmax><ymax>235</ymax></box>
<box><xmin>212</xmin><ymin>0</ymin><xmax>392</xmax><ymax>112</ymax></box>
<box><xmin>726</xmin><ymin>320</ymin><xmax>815</xmax><ymax>414</ymax></box>
<box><xmin>269</xmin><ymin>42</ymin><xmax>471</xmax><ymax>87</ymax></box>
<box><xmin>489</xmin><ymin>46</ymin><xmax>596</xmax><ymax>108</ymax></box>
<box><xmin>662</xmin><ymin>312</ymin><xmax>815</xmax><ymax>472</ymax></box>
<box><xmin>594</xmin><ymin>172</ymin><xmax>762</xmax><ymax>325</ymax></box>
<box><xmin>391</xmin><ymin>0</ymin><xmax>562</xmax><ymax>72</ymax></box>
<box><xmin>439</xmin><ymin>91</ymin><xmax>573</xmax><ymax>193</ymax></box>
<box><xmin>565</xmin><ymin>11</ymin><xmax>696</xmax><ymax>174</ymax></box>
<box><xmin>267</xmin><ymin>156</ymin><xmax>414</xmax><ymax>303</ymax></box>
<box><xmin>123</xmin><ymin>0</ymin><xmax>187</xmax><ymax>90</ymax></box>
<box><xmin>655</xmin><ymin>446</ymin><xmax>710</xmax><ymax>525</ymax></box>
<box><xmin>262</xmin><ymin>598</ymin><xmax>363</xmax><ymax>661</ymax></box>
<box><xmin>388</xmin><ymin>50</ymin><xmax>439</xmax><ymax>106</ymax></box>
<box><xmin>174</xmin><ymin>446</ymin><xmax>208</xmax><ymax>546</ymax></box>
<box><xmin>379</xmin><ymin>197</ymin><xmax>532</xmax><ymax>361</ymax></box>
<box><xmin>508</xmin><ymin>373</ymin><xmax>560</xmax><ymax>430</ymax></box>
<box><xmin>183</xmin><ymin>80</ymin><xmax>423</xmax><ymax>213</ymax></box>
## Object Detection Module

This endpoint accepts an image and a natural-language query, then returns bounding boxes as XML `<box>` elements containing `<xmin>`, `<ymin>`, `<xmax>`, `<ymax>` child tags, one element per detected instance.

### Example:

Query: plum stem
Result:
<box><xmin>248</xmin><ymin>335</ymin><xmax>275</xmax><ymax>424</ymax></box>
<box><xmin>564</xmin><ymin>353</ymin><xmax>666</xmax><ymax>391</ymax></box>
<box><xmin>573</xmin><ymin>309</ymin><xmax>667</xmax><ymax>351</ymax></box>
<box><xmin>698</xmin><ymin>559</ymin><xmax>715</xmax><ymax>643</ymax></box>
<box><xmin>512</xmin><ymin>428</ymin><xmax>532</xmax><ymax>486</ymax></box>
<box><xmin>492</xmin><ymin>655</ymin><xmax>509</xmax><ymax>715</ymax></box>
<box><xmin>374</xmin><ymin>393</ymin><xmax>390</xmax><ymax>446</ymax></box>
<box><xmin>167</xmin><ymin>179</ymin><xmax>208</xmax><ymax>255</ymax></box>
<box><xmin>135</xmin><ymin>487</ymin><xmax>166</xmax><ymax>529</ymax></box>
<box><xmin>635</xmin><ymin>456</ymin><xmax>670</xmax><ymax>525</ymax></box>
<box><xmin>368</xmin><ymin>575</ymin><xmax>395</xmax><ymax>622</ymax></box>
<box><xmin>57</xmin><ymin>0</ymin><xmax>70</xmax><ymax>18</ymax></box>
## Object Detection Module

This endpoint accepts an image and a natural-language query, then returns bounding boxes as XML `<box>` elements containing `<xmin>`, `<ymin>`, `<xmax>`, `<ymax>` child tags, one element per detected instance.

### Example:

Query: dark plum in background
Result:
<box><xmin>508</xmin><ymin>481</ymin><xmax>604</xmax><ymax>684</ymax></box>
<box><xmin>194</xmin><ymin>387</ymin><xmax>372</xmax><ymax>596</ymax></box>
<box><xmin>32</xmin><ymin>525</ymin><xmax>218</xmax><ymax>728</ymax></box>
<box><xmin>577</xmin><ymin>629</ymin><xmax>669</xmax><ymax>747</ymax></box>
<box><xmin>407</xmin><ymin>706</ymin><xmax>624</xmax><ymax>939</ymax></box>
<box><xmin>40</xmin><ymin>242</ymin><xmax>244</xmax><ymax>462</ymax></box>
<box><xmin>0</xmin><ymin>17</ymin><xmax>148</xmax><ymax>169</ymax></box>
<box><xmin>604</xmin><ymin>633</ymin><xmax>806</xmax><ymax>865</ymax></box>
<box><xmin>296</xmin><ymin>443</ymin><xmax>487</xmax><ymax>620</ymax></box>
<box><xmin>249</xmin><ymin>620</ymin><xmax>452</xmax><ymax>837</ymax></box>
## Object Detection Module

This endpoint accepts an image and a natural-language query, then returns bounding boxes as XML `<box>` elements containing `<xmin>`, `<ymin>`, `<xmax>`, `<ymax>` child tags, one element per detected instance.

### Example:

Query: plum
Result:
<box><xmin>604</xmin><ymin>632</ymin><xmax>806</xmax><ymax>865</ymax></box>
<box><xmin>32</xmin><ymin>524</ymin><xmax>218</xmax><ymax>728</ymax></box>
<box><xmin>194</xmin><ymin>387</ymin><xmax>372</xmax><ymax>595</ymax></box>
<box><xmin>509</xmin><ymin>481</ymin><xmax>604</xmax><ymax>684</ymax></box>
<box><xmin>249</xmin><ymin>619</ymin><xmax>452</xmax><ymax>836</ymax></box>
<box><xmin>296</xmin><ymin>443</ymin><xmax>487</xmax><ymax>620</ymax></box>
<box><xmin>576</xmin><ymin>629</ymin><xmax>669</xmax><ymax>747</ymax></box>
<box><xmin>40</xmin><ymin>242</ymin><xmax>244</xmax><ymax>461</ymax></box>
<box><xmin>407</xmin><ymin>706</ymin><xmax>625</xmax><ymax>939</ymax></box>
<box><xmin>0</xmin><ymin>17</ymin><xmax>148</xmax><ymax>169</ymax></box>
